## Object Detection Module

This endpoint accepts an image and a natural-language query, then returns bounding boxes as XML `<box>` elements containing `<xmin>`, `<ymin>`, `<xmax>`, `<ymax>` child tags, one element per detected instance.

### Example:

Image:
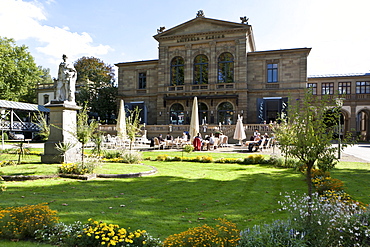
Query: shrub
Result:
<box><xmin>278</xmin><ymin>191</ymin><xmax>370</xmax><ymax>246</ymax></box>
<box><xmin>58</xmin><ymin>162</ymin><xmax>95</xmax><ymax>175</ymax></box>
<box><xmin>103</xmin><ymin>150</ymin><xmax>121</xmax><ymax>159</ymax></box>
<box><xmin>76</xmin><ymin>218</ymin><xmax>161</xmax><ymax>247</ymax></box>
<box><xmin>35</xmin><ymin>221</ymin><xmax>87</xmax><ymax>246</ymax></box>
<box><xmin>0</xmin><ymin>160</ymin><xmax>16</xmax><ymax>167</ymax></box>
<box><xmin>0</xmin><ymin>175</ymin><xmax>5</xmax><ymax>192</ymax></box>
<box><xmin>163</xmin><ymin>218</ymin><xmax>240</xmax><ymax>247</ymax></box>
<box><xmin>1</xmin><ymin>132</ymin><xmax>8</xmax><ymax>141</ymax></box>
<box><xmin>0</xmin><ymin>203</ymin><xmax>58</xmax><ymax>240</ymax></box>
<box><xmin>120</xmin><ymin>151</ymin><xmax>143</xmax><ymax>164</ymax></box>
<box><xmin>155</xmin><ymin>154</ymin><xmax>169</xmax><ymax>161</ymax></box>
<box><xmin>312</xmin><ymin>176</ymin><xmax>344</xmax><ymax>194</ymax></box>
<box><xmin>216</xmin><ymin>157</ymin><xmax>241</xmax><ymax>164</ymax></box>
<box><xmin>242</xmin><ymin>154</ymin><xmax>266</xmax><ymax>164</ymax></box>
<box><xmin>310</xmin><ymin>168</ymin><xmax>344</xmax><ymax>194</ymax></box>
<box><xmin>183</xmin><ymin>144</ymin><xmax>194</xmax><ymax>153</ymax></box>
<box><xmin>269</xmin><ymin>155</ymin><xmax>301</xmax><ymax>168</ymax></box>
<box><xmin>239</xmin><ymin>220</ymin><xmax>306</xmax><ymax>247</ymax></box>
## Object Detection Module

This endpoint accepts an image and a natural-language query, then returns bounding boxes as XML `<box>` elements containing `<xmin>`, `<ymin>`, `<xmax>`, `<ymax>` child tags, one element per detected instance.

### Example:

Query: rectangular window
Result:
<box><xmin>338</xmin><ymin>82</ymin><xmax>351</xmax><ymax>95</ymax></box>
<box><xmin>356</xmin><ymin>81</ymin><xmax>370</xmax><ymax>94</ymax></box>
<box><xmin>267</xmin><ymin>63</ymin><xmax>278</xmax><ymax>83</ymax></box>
<box><xmin>43</xmin><ymin>95</ymin><xmax>49</xmax><ymax>105</ymax></box>
<box><xmin>307</xmin><ymin>83</ymin><xmax>317</xmax><ymax>95</ymax></box>
<box><xmin>322</xmin><ymin>82</ymin><xmax>334</xmax><ymax>95</ymax></box>
<box><xmin>138</xmin><ymin>72</ymin><xmax>146</xmax><ymax>89</ymax></box>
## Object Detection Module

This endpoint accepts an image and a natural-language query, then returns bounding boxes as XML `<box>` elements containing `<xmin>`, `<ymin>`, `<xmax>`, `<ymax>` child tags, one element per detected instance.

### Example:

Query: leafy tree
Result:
<box><xmin>38</xmin><ymin>66</ymin><xmax>54</xmax><ymax>84</ymax></box>
<box><xmin>273</xmin><ymin>91</ymin><xmax>347</xmax><ymax>199</ymax></box>
<box><xmin>74</xmin><ymin>56</ymin><xmax>117</xmax><ymax>123</ymax></box>
<box><xmin>0</xmin><ymin>37</ymin><xmax>42</xmax><ymax>103</ymax></box>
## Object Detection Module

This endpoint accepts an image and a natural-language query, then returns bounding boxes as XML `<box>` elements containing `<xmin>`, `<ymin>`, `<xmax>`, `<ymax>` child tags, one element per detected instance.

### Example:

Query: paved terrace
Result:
<box><xmin>1</xmin><ymin>142</ymin><xmax>369</xmax><ymax>163</ymax></box>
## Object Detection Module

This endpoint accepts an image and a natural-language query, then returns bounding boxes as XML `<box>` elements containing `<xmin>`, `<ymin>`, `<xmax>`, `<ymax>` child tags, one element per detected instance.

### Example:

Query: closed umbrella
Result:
<box><xmin>116</xmin><ymin>99</ymin><xmax>127</xmax><ymax>140</ymax></box>
<box><xmin>189</xmin><ymin>97</ymin><xmax>199</xmax><ymax>141</ymax></box>
<box><xmin>233</xmin><ymin>114</ymin><xmax>246</xmax><ymax>145</ymax></box>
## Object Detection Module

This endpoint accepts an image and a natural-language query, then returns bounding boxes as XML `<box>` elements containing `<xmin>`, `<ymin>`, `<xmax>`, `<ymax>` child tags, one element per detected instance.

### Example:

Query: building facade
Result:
<box><xmin>116</xmin><ymin>11</ymin><xmax>369</xmax><ymax>140</ymax></box>
<box><xmin>308</xmin><ymin>74</ymin><xmax>370</xmax><ymax>141</ymax></box>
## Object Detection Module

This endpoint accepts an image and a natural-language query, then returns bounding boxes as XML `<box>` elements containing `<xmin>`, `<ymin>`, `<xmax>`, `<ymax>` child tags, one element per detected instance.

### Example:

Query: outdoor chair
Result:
<box><xmin>263</xmin><ymin>138</ymin><xmax>272</xmax><ymax>151</ymax></box>
<box><xmin>219</xmin><ymin>135</ymin><xmax>229</xmax><ymax>147</ymax></box>
<box><xmin>258</xmin><ymin>138</ymin><xmax>266</xmax><ymax>151</ymax></box>
<box><xmin>153</xmin><ymin>137</ymin><xmax>166</xmax><ymax>150</ymax></box>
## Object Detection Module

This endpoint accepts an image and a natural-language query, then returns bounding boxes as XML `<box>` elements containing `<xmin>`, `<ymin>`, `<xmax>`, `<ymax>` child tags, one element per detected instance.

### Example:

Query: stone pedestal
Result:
<box><xmin>41</xmin><ymin>101</ymin><xmax>81</xmax><ymax>164</ymax></box>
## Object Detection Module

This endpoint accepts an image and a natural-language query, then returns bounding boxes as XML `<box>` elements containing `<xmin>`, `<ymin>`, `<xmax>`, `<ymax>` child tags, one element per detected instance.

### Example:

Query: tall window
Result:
<box><xmin>357</xmin><ymin>111</ymin><xmax>368</xmax><ymax>131</ymax></box>
<box><xmin>170</xmin><ymin>57</ymin><xmax>184</xmax><ymax>86</ymax></box>
<box><xmin>170</xmin><ymin>103</ymin><xmax>185</xmax><ymax>125</ymax></box>
<box><xmin>267</xmin><ymin>63</ymin><xmax>278</xmax><ymax>83</ymax></box>
<box><xmin>199</xmin><ymin>102</ymin><xmax>208</xmax><ymax>124</ymax></box>
<box><xmin>217</xmin><ymin>102</ymin><xmax>234</xmax><ymax>125</ymax></box>
<box><xmin>339</xmin><ymin>82</ymin><xmax>351</xmax><ymax>95</ymax></box>
<box><xmin>322</xmin><ymin>82</ymin><xmax>334</xmax><ymax>95</ymax></box>
<box><xmin>218</xmin><ymin>52</ymin><xmax>234</xmax><ymax>83</ymax></box>
<box><xmin>356</xmin><ymin>81</ymin><xmax>370</xmax><ymax>94</ymax></box>
<box><xmin>193</xmin><ymin>54</ymin><xmax>208</xmax><ymax>84</ymax></box>
<box><xmin>138</xmin><ymin>72</ymin><xmax>146</xmax><ymax>89</ymax></box>
<box><xmin>307</xmin><ymin>83</ymin><xmax>317</xmax><ymax>95</ymax></box>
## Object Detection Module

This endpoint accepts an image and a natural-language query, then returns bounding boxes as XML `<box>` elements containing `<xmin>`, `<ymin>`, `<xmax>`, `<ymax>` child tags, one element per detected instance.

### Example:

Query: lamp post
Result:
<box><xmin>335</xmin><ymin>98</ymin><xmax>344</xmax><ymax>159</ymax></box>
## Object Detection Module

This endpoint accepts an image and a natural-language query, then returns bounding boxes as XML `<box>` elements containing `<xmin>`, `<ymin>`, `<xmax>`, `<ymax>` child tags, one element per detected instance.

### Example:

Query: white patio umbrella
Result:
<box><xmin>116</xmin><ymin>99</ymin><xmax>127</xmax><ymax>140</ymax></box>
<box><xmin>189</xmin><ymin>96</ymin><xmax>199</xmax><ymax>141</ymax></box>
<box><xmin>233</xmin><ymin>114</ymin><xmax>246</xmax><ymax>145</ymax></box>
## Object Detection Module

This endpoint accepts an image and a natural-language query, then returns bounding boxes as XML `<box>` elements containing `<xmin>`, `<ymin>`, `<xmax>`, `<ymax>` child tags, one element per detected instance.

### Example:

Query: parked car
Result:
<box><xmin>8</xmin><ymin>132</ymin><xmax>25</xmax><ymax>140</ymax></box>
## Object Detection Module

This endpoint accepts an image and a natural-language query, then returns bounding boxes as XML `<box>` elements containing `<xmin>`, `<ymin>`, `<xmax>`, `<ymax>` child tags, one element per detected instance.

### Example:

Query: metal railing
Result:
<box><xmin>0</xmin><ymin>121</ymin><xmax>40</xmax><ymax>132</ymax></box>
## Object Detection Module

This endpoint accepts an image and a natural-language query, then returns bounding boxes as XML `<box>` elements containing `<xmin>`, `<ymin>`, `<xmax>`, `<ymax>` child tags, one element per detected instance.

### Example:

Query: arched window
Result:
<box><xmin>217</xmin><ymin>102</ymin><xmax>234</xmax><ymax>125</ymax></box>
<box><xmin>218</xmin><ymin>52</ymin><xmax>234</xmax><ymax>83</ymax></box>
<box><xmin>170</xmin><ymin>103</ymin><xmax>185</xmax><ymax>125</ymax></box>
<box><xmin>199</xmin><ymin>102</ymin><xmax>208</xmax><ymax>124</ymax></box>
<box><xmin>193</xmin><ymin>54</ymin><xmax>208</xmax><ymax>84</ymax></box>
<box><xmin>357</xmin><ymin>110</ymin><xmax>368</xmax><ymax>132</ymax></box>
<box><xmin>170</xmin><ymin>57</ymin><xmax>184</xmax><ymax>86</ymax></box>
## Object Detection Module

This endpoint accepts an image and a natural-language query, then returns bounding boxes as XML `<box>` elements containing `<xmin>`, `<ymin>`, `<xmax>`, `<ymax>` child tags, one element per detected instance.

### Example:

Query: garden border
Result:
<box><xmin>1</xmin><ymin>164</ymin><xmax>157</xmax><ymax>181</ymax></box>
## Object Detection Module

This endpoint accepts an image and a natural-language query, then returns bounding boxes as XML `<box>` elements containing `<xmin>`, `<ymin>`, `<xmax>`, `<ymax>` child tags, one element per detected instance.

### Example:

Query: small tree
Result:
<box><xmin>125</xmin><ymin>107</ymin><xmax>143</xmax><ymax>150</ymax></box>
<box><xmin>76</xmin><ymin>105</ymin><xmax>98</xmax><ymax>167</ymax></box>
<box><xmin>33</xmin><ymin>112</ymin><xmax>50</xmax><ymax>141</ymax></box>
<box><xmin>273</xmin><ymin>90</ymin><xmax>346</xmax><ymax>199</ymax></box>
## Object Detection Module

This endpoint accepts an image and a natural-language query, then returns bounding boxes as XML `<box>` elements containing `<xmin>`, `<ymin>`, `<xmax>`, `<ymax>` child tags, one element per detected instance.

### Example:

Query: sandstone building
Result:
<box><xmin>115</xmin><ymin>11</ymin><xmax>369</xmax><ymax>140</ymax></box>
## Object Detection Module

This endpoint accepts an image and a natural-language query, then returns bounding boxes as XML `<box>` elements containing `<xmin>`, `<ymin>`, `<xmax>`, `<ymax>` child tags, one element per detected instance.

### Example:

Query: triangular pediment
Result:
<box><xmin>154</xmin><ymin>17</ymin><xmax>251</xmax><ymax>40</ymax></box>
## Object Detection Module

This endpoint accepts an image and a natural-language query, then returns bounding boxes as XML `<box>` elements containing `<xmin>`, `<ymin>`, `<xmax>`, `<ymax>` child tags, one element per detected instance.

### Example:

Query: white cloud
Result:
<box><xmin>0</xmin><ymin>0</ymin><xmax>112</xmax><ymax>73</ymax></box>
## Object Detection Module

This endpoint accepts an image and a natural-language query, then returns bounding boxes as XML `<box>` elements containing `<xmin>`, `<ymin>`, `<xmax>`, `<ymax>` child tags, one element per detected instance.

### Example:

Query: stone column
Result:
<box><xmin>41</xmin><ymin>101</ymin><xmax>81</xmax><ymax>164</ymax></box>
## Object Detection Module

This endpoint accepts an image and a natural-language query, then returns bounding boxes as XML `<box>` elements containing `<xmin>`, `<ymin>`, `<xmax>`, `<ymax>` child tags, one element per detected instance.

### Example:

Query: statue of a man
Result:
<box><xmin>56</xmin><ymin>54</ymin><xmax>77</xmax><ymax>103</ymax></box>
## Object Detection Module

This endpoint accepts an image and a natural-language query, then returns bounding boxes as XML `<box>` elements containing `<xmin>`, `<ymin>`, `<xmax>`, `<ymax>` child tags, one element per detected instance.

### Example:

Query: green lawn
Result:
<box><xmin>1</xmin><ymin>150</ymin><xmax>370</xmax><ymax>245</ymax></box>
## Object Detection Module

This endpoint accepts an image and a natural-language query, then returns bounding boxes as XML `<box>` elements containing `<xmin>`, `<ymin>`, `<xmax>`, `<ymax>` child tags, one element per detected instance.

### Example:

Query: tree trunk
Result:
<box><xmin>305</xmin><ymin>161</ymin><xmax>315</xmax><ymax>224</ymax></box>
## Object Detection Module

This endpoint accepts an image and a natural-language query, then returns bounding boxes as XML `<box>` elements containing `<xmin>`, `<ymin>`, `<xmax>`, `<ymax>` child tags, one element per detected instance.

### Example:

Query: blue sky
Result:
<box><xmin>1</xmin><ymin>0</ymin><xmax>370</xmax><ymax>78</ymax></box>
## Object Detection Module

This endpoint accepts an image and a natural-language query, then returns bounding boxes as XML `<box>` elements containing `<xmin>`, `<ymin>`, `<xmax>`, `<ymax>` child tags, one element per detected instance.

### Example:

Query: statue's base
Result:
<box><xmin>41</xmin><ymin>103</ymin><xmax>81</xmax><ymax>164</ymax></box>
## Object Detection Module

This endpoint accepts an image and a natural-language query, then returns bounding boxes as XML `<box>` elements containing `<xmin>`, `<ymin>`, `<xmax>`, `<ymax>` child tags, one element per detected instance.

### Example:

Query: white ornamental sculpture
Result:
<box><xmin>55</xmin><ymin>54</ymin><xmax>77</xmax><ymax>103</ymax></box>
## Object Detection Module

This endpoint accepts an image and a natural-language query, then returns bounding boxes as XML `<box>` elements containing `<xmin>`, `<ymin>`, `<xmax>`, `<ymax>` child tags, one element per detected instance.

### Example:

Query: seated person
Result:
<box><xmin>165</xmin><ymin>133</ymin><xmax>173</xmax><ymax>141</ymax></box>
<box><xmin>193</xmin><ymin>133</ymin><xmax>202</xmax><ymax>151</ymax></box>
<box><xmin>248</xmin><ymin>133</ymin><xmax>262</xmax><ymax>152</ymax></box>
<box><xmin>207</xmin><ymin>133</ymin><xmax>215</xmax><ymax>150</ymax></box>
<box><xmin>158</xmin><ymin>134</ymin><xmax>165</xmax><ymax>142</ymax></box>
<box><xmin>181</xmin><ymin>132</ymin><xmax>188</xmax><ymax>141</ymax></box>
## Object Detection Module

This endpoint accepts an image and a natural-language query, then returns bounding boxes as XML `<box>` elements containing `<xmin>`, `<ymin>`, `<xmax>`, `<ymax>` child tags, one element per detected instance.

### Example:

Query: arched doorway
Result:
<box><xmin>199</xmin><ymin>102</ymin><xmax>208</xmax><ymax>125</ymax></box>
<box><xmin>170</xmin><ymin>103</ymin><xmax>185</xmax><ymax>125</ymax></box>
<box><xmin>217</xmin><ymin>102</ymin><xmax>234</xmax><ymax>125</ymax></box>
<box><xmin>357</xmin><ymin>110</ymin><xmax>369</xmax><ymax>141</ymax></box>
